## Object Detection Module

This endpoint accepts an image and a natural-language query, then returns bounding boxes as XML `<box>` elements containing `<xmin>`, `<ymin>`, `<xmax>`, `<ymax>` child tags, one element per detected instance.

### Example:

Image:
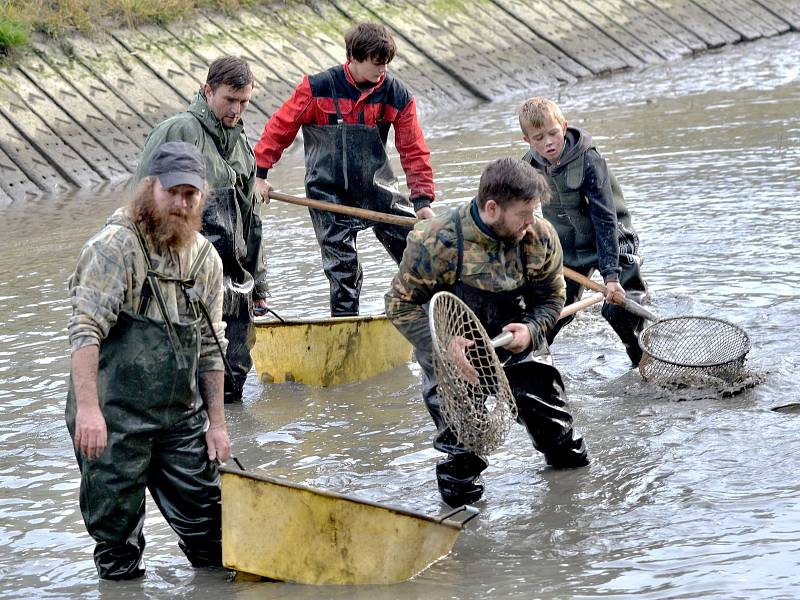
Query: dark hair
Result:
<box><xmin>345</xmin><ymin>22</ymin><xmax>396</xmax><ymax>64</ymax></box>
<box><xmin>477</xmin><ymin>158</ymin><xmax>551</xmax><ymax>209</ymax></box>
<box><xmin>206</xmin><ymin>56</ymin><xmax>254</xmax><ymax>91</ymax></box>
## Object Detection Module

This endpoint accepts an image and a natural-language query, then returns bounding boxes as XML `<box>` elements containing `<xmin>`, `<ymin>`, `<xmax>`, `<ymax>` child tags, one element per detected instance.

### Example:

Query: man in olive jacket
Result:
<box><xmin>134</xmin><ymin>56</ymin><xmax>268</xmax><ymax>403</ymax></box>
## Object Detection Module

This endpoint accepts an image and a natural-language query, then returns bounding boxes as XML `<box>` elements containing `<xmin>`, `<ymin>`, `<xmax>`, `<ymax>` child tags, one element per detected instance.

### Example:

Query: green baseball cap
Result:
<box><xmin>148</xmin><ymin>141</ymin><xmax>206</xmax><ymax>191</ymax></box>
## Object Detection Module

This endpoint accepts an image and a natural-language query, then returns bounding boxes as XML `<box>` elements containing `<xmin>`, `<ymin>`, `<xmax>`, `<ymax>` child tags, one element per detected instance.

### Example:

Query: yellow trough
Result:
<box><xmin>251</xmin><ymin>314</ymin><xmax>412</xmax><ymax>387</ymax></box>
<box><xmin>221</xmin><ymin>468</ymin><xmax>478</xmax><ymax>585</ymax></box>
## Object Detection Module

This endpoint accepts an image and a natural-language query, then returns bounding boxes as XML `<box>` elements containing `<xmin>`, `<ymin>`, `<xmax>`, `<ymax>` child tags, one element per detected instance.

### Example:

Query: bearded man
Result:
<box><xmin>386</xmin><ymin>158</ymin><xmax>588</xmax><ymax>507</ymax></box>
<box><xmin>66</xmin><ymin>141</ymin><xmax>231</xmax><ymax>580</ymax></box>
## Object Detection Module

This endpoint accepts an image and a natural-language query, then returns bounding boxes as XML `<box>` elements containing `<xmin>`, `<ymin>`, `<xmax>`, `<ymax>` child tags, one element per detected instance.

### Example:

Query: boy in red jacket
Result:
<box><xmin>254</xmin><ymin>22</ymin><xmax>435</xmax><ymax>316</ymax></box>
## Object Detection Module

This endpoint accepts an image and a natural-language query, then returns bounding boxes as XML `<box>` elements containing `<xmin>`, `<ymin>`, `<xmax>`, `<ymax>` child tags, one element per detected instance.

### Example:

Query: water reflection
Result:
<box><xmin>0</xmin><ymin>33</ymin><xmax>798</xmax><ymax>599</ymax></box>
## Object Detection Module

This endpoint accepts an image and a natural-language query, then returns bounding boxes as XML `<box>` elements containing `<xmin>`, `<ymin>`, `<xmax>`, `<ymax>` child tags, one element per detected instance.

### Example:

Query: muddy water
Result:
<box><xmin>1</xmin><ymin>33</ymin><xmax>798</xmax><ymax>599</ymax></box>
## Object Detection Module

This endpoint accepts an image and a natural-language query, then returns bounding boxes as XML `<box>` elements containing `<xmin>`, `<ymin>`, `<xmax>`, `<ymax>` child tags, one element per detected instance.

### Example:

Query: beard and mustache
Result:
<box><xmin>488</xmin><ymin>217</ymin><xmax>531</xmax><ymax>244</ymax></box>
<box><xmin>129</xmin><ymin>179</ymin><xmax>204</xmax><ymax>252</ymax></box>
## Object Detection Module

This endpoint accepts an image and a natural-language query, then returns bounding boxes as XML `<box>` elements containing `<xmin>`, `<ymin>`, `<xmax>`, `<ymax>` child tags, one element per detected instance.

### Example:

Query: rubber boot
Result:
<box><xmin>436</xmin><ymin>453</ymin><xmax>489</xmax><ymax>507</ymax></box>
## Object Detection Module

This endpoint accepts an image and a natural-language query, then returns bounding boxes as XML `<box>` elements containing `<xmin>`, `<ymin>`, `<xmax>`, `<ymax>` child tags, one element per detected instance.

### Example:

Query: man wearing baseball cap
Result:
<box><xmin>66</xmin><ymin>141</ymin><xmax>231</xmax><ymax>580</ymax></box>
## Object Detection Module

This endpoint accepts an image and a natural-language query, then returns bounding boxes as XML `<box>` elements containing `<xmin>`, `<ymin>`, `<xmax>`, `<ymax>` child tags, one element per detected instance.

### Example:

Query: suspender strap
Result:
<box><xmin>327</xmin><ymin>71</ymin><xmax>349</xmax><ymax>192</ymax></box>
<box><xmin>189</xmin><ymin>291</ymin><xmax>235</xmax><ymax>380</ymax></box>
<box><xmin>175</xmin><ymin>239</ymin><xmax>213</xmax><ymax>321</ymax></box>
<box><xmin>132</xmin><ymin>224</ymin><xmax>155</xmax><ymax>316</ymax></box>
<box><xmin>182</xmin><ymin>239</ymin><xmax>235</xmax><ymax>378</ymax></box>
<box><xmin>131</xmin><ymin>224</ymin><xmax>189</xmax><ymax>369</ymax></box>
<box><xmin>453</xmin><ymin>208</ymin><xmax>464</xmax><ymax>283</ymax></box>
<box><xmin>186</xmin><ymin>240</ymin><xmax>212</xmax><ymax>281</ymax></box>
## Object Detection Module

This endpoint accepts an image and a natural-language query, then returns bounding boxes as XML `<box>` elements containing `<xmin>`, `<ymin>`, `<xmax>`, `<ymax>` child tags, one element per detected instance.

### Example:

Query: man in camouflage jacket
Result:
<box><xmin>386</xmin><ymin>159</ymin><xmax>588</xmax><ymax>507</ymax></box>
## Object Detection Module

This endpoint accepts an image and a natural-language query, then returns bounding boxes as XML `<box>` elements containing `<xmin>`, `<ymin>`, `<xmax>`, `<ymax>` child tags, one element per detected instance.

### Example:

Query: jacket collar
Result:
<box><xmin>469</xmin><ymin>198</ymin><xmax>501</xmax><ymax>241</ymax></box>
<box><xmin>343</xmin><ymin>62</ymin><xmax>386</xmax><ymax>97</ymax></box>
<box><xmin>187</xmin><ymin>91</ymin><xmax>243</xmax><ymax>156</ymax></box>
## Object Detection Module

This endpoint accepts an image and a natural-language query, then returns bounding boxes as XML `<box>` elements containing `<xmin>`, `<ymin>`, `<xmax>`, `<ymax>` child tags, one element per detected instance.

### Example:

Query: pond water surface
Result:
<box><xmin>0</xmin><ymin>33</ymin><xmax>798</xmax><ymax>600</ymax></box>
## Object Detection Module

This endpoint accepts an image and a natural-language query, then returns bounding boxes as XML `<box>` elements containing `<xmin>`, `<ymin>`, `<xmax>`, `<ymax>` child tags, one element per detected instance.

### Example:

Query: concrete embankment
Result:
<box><xmin>0</xmin><ymin>0</ymin><xmax>797</xmax><ymax>204</ymax></box>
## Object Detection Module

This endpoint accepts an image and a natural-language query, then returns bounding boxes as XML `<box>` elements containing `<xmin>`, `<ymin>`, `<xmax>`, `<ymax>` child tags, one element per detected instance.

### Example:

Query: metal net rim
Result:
<box><xmin>432</xmin><ymin>354</ymin><xmax>515</xmax><ymax>456</ymax></box>
<box><xmin>638</xmin><ymin>315</ymin><xmax>751</xmax><ymax>369</ymax></box>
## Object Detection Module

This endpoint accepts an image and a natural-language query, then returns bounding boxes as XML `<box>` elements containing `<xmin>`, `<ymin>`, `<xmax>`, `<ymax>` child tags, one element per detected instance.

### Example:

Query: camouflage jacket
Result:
<box><xmin>385</xmin><ymin>200</ymin><xmax>566</xmax><ymax>352</ymax></box>
<box><xmin>68</xmin><ymin>208</ymin><xmax>228</xmax><ymax>373</ymax></box>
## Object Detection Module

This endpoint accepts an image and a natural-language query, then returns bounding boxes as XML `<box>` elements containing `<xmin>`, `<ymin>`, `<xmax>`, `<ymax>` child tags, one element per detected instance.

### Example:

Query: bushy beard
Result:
<box><xmin>129</xmin><ymin>180</ymin><xmax>203</xmax><ymax>252</ymax></box>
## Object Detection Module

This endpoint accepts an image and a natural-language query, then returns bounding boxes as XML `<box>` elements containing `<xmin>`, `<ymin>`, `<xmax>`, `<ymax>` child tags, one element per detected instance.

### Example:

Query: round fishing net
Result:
<box><xmin>428</xmin><ymin>292</ymin><xmax>517</xmax><ymax>456</ymax></box>
<box><xmin>638</xmin><ymin>316</ymin><xmax>751</xmax><ymax>385</ymax></box>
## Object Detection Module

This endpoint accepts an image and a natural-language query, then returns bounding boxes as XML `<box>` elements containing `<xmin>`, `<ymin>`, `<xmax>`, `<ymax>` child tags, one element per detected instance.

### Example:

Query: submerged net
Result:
<box><xmin>638</xmin><ymin>316</ymin><xmax>751</xmax><ymax>386</ymax></box>
<box><xmin>428</xmin><ymin>292</ymin><xmax>517</xmax><ymax>456</ymax></box>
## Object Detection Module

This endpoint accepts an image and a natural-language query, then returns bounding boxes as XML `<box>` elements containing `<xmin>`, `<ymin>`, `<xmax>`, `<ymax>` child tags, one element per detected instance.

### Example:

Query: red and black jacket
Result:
<box><xmin>253</xmin><ymin>63</ymin><xmax>435</xmax><ymax>210</ymax></box>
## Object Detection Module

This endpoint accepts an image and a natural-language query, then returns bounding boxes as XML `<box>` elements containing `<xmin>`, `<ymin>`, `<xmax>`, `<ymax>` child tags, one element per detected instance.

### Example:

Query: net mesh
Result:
<box><xmin>638</xmin><ymin>316</ymin><xmax>751</xmax><ymax>385</ymax></box>
<box><xmin>429</xmin><ymin>292</ymin><xmax>517</xmax><ymax>456</ymax></box>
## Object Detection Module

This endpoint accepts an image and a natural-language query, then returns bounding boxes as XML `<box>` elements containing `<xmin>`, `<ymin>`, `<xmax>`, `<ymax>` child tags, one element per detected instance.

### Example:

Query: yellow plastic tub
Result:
<box><xmin>221</xmin><ymin>468</ymin><xmax>478</xmax><ymax>584</ymax></box>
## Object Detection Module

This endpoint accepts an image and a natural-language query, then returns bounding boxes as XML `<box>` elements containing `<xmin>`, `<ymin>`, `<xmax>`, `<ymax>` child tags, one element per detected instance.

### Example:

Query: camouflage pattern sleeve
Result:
<box><xmin>67</xmin><ymin>225</ymin><xmax>135</xmax><ymax>352</ymax></box>
<box><xmin>521</xmin><ymin>218</ymin><xmax>566</xmax><ymax>345</ymax></box>
<box><xmin>384</xmin><ymin>218</ymin><xmax>458</xmax><ymax>352</ymax></box>
<box><xmin>68</xmin><ymin>217</ymin><xmax>228</xmax><ymax>372</ymax></box>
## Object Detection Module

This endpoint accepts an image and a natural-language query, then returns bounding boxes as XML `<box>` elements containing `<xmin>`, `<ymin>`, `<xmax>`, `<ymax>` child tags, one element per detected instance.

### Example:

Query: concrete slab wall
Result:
<box><xmin>0</xmin><ymin>0</ymin><xmax>797</xmax><ymax>204</ymax></box>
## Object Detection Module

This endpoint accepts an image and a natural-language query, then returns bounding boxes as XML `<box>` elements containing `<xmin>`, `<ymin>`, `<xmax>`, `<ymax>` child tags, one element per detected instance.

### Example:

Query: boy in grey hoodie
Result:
<box><xmin>519</xmin><ymin>97</ymin><xmax>647</xmax><ymax>366</ymax></box>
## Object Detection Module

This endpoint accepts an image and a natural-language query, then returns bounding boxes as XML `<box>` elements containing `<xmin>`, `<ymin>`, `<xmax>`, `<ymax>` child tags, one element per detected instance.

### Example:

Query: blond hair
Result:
<box><xmin>518</xmin><ymin>97</ymin><xmax>565</xmax><ymax>131</ymax></box>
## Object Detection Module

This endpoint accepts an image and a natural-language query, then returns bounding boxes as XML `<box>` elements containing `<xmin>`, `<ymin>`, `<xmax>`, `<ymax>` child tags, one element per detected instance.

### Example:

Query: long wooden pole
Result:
<box><xmin>562</xmin><ymin>267</ymin><xmax>659</xmax><ymax>321</ymax></box>
<box><xmin>268</xmin><ymin>190</ymin><xmax>418</xmax><ymax>228</ymax></box>
<box><xmin>559</xmin><ymin>292</ymin><xmax>604</xmax><ymax>318</ymax></box>
<box><xmin>267</xmin><ymin>193</ymin><xmax>630</xmax><ymax>320</ymax></box>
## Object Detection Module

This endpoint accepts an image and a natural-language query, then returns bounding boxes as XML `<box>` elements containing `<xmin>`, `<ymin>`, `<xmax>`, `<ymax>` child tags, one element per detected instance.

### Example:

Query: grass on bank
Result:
<box><xmin>0</xmin><ymin>15</ymin><xmax>28</xmax><ymax>54</ymax></box>
<box><xmin>0</xmin><ymin>0</ymin><xmax>260</xmax><ymax>56</ymax></box>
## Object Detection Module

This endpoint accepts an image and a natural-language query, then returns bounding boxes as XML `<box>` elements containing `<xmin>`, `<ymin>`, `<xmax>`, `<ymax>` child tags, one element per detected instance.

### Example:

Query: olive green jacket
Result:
<box><xmin>133</xmin><ymin>91</ymin><xmax>268</xmax><ymax>300</ymax></box>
